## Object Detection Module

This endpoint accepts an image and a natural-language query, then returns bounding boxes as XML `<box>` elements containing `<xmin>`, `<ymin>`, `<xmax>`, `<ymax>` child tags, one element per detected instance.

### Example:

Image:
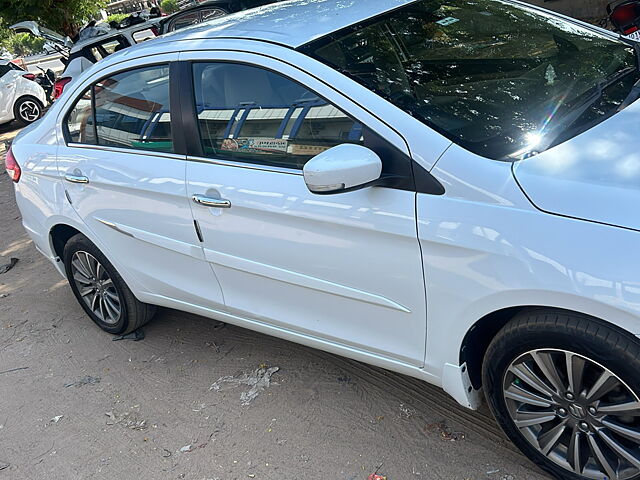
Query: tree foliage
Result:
<box><xmin>160</xmin><ymin>0</ymin><xmax>180</xmax><ymax>15</ymax></box>
<box><xmin>0</xmin><ymin>30</ymin><xmax>46</xmax><ymax>56</ymax></box>
<box><xmin>0</xmin><ymin>0</ymin><xmax>106</xmax><ymax>38</ymax></box>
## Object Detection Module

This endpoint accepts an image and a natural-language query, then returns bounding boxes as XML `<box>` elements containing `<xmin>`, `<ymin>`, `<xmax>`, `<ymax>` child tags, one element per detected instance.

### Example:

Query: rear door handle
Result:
<box><xmin>64</xmin><ymin>174</ymin><xmax>89</xmax><ymax>184</ymax></box>
<box><xmin>192</xmin><ymin>194</ymin><xmax>231</xmax><ymax>208</ymax></box>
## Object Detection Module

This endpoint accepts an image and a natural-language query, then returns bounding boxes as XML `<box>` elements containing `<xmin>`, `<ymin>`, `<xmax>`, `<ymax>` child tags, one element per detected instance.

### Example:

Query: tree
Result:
<box><xmin>0</xmin><ymin>0</ymin><xmax>106</xmax><ymax>38</ymax></box>
<box><xmin>160</xmin><ymin>0</ymin><xmax>180</xmax><ymax>15</ymax></box>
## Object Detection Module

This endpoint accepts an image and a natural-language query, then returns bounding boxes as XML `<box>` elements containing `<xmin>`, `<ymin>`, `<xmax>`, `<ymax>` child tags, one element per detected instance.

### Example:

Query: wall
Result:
<box><xmin>523</xmin><ymin>0</ymin><xmax>611</xmax><ymax>21</ymax></box>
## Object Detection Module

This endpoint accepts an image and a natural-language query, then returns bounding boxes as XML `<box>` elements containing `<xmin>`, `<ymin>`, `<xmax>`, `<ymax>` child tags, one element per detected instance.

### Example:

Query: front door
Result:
<box><xmin>57</xmin><ymin>61</ymin><xmax>224</xmax><ymax>308</ymax></box>
<box><xmin>184</xmin><ymin>60</ymin><xmax>426</xmax><ymax>366</ymax></box>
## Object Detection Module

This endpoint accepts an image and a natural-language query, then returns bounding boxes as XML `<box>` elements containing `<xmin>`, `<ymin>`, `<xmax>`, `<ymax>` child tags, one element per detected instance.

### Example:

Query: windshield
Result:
<box><xmin>300</xmin><ymin>0</ymin><xmax>640</xmax><ymax>160</ymax></box>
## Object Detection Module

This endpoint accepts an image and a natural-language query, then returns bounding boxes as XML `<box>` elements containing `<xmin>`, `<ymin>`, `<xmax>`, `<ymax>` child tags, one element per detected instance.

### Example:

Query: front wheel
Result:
<box><xmin>14</xmin><ymin>96</ymin><xmax>43</xmax><ymax>126</ymax></box>
<box><xmin>483</xmin><ymin>309</ymin><xmax>640</xmax><ymax>480</ymax></box>
<box><xmin>63</xmin><ymin>233</ymin><xmax>155</xmax><ymax>334</ymax></box>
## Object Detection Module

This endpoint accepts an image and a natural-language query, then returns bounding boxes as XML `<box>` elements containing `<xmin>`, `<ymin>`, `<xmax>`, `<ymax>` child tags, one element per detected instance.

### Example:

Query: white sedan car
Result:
<box><xmin>0</xmin><ymin>59</ymin><xmax>46</xmax><ymax>126</ymax></box>
<box><xmin>7</xmin><ymin>1</ymin><xmax>640</xmax><ymax>478</ymax></box>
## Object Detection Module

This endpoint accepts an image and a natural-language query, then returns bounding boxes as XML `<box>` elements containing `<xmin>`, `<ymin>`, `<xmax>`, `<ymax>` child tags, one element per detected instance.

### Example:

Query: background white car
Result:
<box><xmin>0</xmin><ymin>59</ymin><xmax>47</xmax><ymax>126</ymax></box>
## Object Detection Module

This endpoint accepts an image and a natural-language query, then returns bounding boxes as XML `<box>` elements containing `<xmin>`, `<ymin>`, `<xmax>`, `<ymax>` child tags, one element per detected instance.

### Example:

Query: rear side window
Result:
<box><xmin>192</xmin><ymin>62</ymin><xmax>364</xmax><ymax>169</ymax></box>
<box><xmin>90</xmin><ymin>37</ymin><xmax>128</xmax><ymax>61</ymax></box>
<box><xmin>66</xmin><ymin>87</ymin><xmax>96</xmax><ymax>144</ymax></box>
<box><xmin>169</xmin><ymin>11</ymin><xmax>200</xmax><ymax>31</ymax></box>
<box><xmin>65</xmin><ymin>64</ymin><xmax>173</xmax><ymax>153</ymax></box>
<box><xmin>0</xmin><ymin>65</ymin><xmax>10</xmax><ymax>79</ymax></box>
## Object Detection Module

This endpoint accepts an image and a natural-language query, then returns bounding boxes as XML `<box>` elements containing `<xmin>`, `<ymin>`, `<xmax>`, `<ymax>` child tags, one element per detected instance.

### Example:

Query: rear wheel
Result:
<box><xmin>483</xmin><ymin>310</ymin><xmax>640</xmax><ymax>480</ymax></box>
<box><xmin>14</xmin><ymin>96</ymin><xmax>42</xmax><ymax>126</ymax></box>
<box><xmin>63</xmin><ymin>234</ymin><xmax>155</xmax><ymax>334</ymax></box>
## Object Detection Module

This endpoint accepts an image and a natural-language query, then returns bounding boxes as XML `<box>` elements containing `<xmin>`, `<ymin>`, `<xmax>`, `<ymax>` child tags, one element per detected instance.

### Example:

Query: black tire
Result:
<box><xmin>63</xmin><ymin>233</ymin><xmax>156</xmax><ymax>335</ymax></box>
<box><xmin>13</xmin><ymin>96</ymin><xmax>43</xmax><ymax>126</ymax></box>
<box><xmin>483</xmin><ymin>309</ymin><xmax>640</xmax><ymax>480</ymax></box>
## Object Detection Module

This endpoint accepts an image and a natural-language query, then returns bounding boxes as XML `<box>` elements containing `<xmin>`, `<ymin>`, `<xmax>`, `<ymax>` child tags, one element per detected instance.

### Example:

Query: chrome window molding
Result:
<box><xmin>186</xmin><ymin>154</ymin><xmax>303</xmax><ymax>176</ymax></box>
<box><xmin>66</xmin><ymin>143</ymin><xmax>185</xmax><ymax>161</ymax></box>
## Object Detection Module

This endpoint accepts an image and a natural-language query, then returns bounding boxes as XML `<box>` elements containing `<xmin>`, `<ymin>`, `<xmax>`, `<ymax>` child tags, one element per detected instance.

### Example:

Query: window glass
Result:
<box><xmin>301</xmin><ymin>0</ymin><xmax>640</xmax><ymax>160</ymax></box>
<box><xmin>66</xmin><ymin>87</ymin><xmax>96</xmax><ymax>144</ymax></box>
<box><xmin>170</xmin><ymin>11</ymin><xmax>200</xmax><ymax>31</ymax></box>
<box><xmin>93</xmin><ymin>65</ymin><xmax>173</xmax><ymax>152</ymax></box>
<box><xmin>133</xmin><ymin>28</ymin><xmax>156</xmax><ymax>43</ymax></box>
<box><xmin>201</xmin><ymin>8</ymin><xmax>227</xmax><ymax>21</ymax></box>
<box><xmin>90</xmin><ymin>37</ymin><xmax>128</xmax><ymax>61</ymax></box>
<box><xmin>193</xmin><ymin>63</ymin><xmax>364</xmax><ymax>169</ymax></box>
<box><xmin>0</xmin><ymin>65</ymin><xmax>10</xmax><ymax>78</ymax></box>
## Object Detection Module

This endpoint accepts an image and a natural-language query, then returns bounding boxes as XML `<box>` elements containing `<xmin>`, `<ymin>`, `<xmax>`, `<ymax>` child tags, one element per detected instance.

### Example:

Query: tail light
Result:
<box><xmin>611</xmin><ymin>3</ymin><xmax>640</xmax><ymax>33</ymax></box>
<box><xmin>4</xmin><ymin>147</ymin><xmax>21</xmax><ymax>183</ymax></box>
<box><xmin>150</xmin><ymin>26</ymin><xmax>160</xmax><ymax>36</ymax></box>
<box><xmin>22</xmin><ymin>73</ymin><xmax>36</xmax><ymax>81</ymax></box>
<box><xmin>53</xmin><ymin>77</ymin><xmax>72</xmax><ymax>100</ymax></box>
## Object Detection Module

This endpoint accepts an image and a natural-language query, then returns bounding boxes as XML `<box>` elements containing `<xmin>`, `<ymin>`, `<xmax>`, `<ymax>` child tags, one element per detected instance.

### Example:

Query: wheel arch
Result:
<box><xmin>50</xmin><ymin>223</ymin><xmax>82</xmax><ymax>261</ymax></box>
<box><xmin>459</xmin><ymin>305</ymin><xmax>640</xmax><ymax>391</ymax></box>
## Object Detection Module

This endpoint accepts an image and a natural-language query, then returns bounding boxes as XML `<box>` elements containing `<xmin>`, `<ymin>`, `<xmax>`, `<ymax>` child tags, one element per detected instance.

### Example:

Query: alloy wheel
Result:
<box><xmin>503</xmin><ymin>348</ymin><xmax>640</xmax><ymax>479</ymax></box>
<box><xmin>18</xmin><ymin>100</ymin><xmax>40</xmax><ymax>122</ymax></box>
<box><xmin>70</xmin><ymin>251</ymin><xmax>121</xmax><ymax>325</ymax></box>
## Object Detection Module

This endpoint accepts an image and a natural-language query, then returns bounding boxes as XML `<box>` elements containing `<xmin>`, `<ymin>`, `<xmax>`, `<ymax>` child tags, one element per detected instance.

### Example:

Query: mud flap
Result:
<box><xmin>441</xmin><ymin>362</ymin><xmax>482</xmax><ymax>410</ymax></box>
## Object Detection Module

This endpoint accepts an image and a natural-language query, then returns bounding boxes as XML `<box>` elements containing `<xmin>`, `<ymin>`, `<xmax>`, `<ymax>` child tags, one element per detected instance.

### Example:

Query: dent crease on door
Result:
<box><xmin>95</xmin><ymin>217</ymin><xmax>206</xmax><ymax>261</ymax></box>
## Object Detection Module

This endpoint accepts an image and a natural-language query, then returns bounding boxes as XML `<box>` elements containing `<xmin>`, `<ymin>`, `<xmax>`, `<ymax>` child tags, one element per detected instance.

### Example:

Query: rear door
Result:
<box><xmin>57</xmin><ymin>57</ymin><xmax>224</xmax><ymax>308</ymax></box>
<box><xmin>181</xmin><ymin>53</ymin><xmax>428</xmax><ymax>366</ymax></box>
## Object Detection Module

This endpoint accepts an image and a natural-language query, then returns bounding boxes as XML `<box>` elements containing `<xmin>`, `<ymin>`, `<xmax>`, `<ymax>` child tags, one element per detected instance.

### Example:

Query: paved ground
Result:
<box><xmin>0</xmin><ymin>122</ymin><xmax>548</xmax><ymax>480</ymax></box>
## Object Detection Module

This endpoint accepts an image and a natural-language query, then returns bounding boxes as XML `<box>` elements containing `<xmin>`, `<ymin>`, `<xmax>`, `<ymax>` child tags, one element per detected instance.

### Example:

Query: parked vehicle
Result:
<box><xmin>158</xmin><ymin>0</ymin><xmax>281</xmax><ymax>33</ymax></box>
<box><xmin>9</xmin><ymin>21</ymin><xmax>73</xmax><ymax>53</ymax></box>
<box><xmin>608</xmin><ymin>0</ymin><xmax>640</xmax><ymax>39</ymax></box>
<box><xmin>53</xmin><ymin>19</ymin><xmax>161</xmax><ymax>99</ymax></box>
<box><xmin>0</xmin><ymin>59</ymin><xmax>47</xmax><ymax>126</ymax></box>
<box><xmin>35</xmin><ymin>66</ymin><xmax>56</xmax><ymax>103</ymax></box>
<box><xmin>8</xmin><ymin>1</ymin><xmax>640</xmax><ymax>478</ymax></box>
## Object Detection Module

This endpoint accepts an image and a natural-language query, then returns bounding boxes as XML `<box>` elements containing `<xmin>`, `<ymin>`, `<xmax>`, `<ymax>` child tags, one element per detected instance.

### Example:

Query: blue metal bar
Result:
<box><xmin>223</xmin><ymin>107</ymin><xmax>242</xmax><ymax>139</ymax></box>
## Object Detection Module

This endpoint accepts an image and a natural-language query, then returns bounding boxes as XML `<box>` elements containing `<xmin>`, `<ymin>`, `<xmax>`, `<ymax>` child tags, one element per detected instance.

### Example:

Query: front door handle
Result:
<box><xmin>64</xmin><ymin>174</ymin><xmax>89</xmax><ymax>184</ymax></box>
<box><xmin>192</xmin><ymin>194</ymin><xmax>231</xmax><ymax>208</ymax></box>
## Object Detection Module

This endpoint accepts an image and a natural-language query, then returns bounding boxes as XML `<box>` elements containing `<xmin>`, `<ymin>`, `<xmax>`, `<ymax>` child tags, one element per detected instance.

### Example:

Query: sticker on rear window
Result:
<box><xmin>436</xmin><ymin>17</ymin><xmax>459</xmax><ymax>26</ymax></box>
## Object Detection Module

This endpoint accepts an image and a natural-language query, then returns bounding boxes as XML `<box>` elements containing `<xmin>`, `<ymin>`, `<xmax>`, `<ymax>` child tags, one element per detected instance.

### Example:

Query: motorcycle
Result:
<box><xmin>35</xmin><ymin>66</ymin><xmax>56</xmax><ymax>103</ymax></box>
<box><xmin>607</xmin><ymin>0</ymin><xmax>640</xmax><ymax>40</ymax></box>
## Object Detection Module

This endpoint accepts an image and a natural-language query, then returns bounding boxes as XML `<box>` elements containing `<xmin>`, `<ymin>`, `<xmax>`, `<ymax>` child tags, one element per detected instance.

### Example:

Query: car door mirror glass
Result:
<box><xmin>303</xmin><ymin>144</ymin><xmax>382</xmax><ymax>194</ymax></box>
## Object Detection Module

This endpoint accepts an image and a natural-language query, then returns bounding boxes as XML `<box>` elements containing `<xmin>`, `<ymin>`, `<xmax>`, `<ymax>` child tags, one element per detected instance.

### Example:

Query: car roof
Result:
<box><xmin>159</xmin><ymin>0</ymin><xmax>413</xmax><ymax>49</ymax></box>
<box><xmin>71</xmin><ymin>18</ymin><xmax>161</xmax><ymax>53</ymax></box>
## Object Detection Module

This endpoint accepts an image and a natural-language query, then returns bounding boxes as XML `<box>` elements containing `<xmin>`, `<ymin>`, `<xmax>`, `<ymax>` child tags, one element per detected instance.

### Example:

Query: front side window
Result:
<box><xmin>301</xmin><ymin>0</ymin><xmax>640</xmax><ymax>159</ymax></box>
<box><xmin>65</xmin><ymin>65</ymin><xmax>172</xmax><ymax>153</ymax></box>
<box><xmin>192</xmin><ymin>62</ymin><xmax>364</xmax><ymax>169</ymax></box>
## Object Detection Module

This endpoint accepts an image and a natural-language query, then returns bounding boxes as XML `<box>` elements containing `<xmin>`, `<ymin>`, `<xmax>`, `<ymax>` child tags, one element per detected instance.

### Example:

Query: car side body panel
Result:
<box><xmin>421</xmin><ymin>145</ymin><xmax>640</xmax><ymax>378</ymax></box>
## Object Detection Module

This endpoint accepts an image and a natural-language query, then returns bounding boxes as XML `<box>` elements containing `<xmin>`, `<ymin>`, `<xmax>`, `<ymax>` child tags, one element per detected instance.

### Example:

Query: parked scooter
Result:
<box><xmin>35</xmin><ymin>66</ymin><xmax>56</xmax><ymax>103</ymax></box>
<box><xmin>607</xmin><ymin>0</ymin><xmax>640</xmax><ymax>40</ymax></box>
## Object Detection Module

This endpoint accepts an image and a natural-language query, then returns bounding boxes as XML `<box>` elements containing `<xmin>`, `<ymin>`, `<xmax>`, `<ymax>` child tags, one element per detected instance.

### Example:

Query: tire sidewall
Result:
<box><xmin>63</xmin><ymin>235</ymin><xmax>131</xmax><ymax>334</ymax></box>
<box><xmin>483</xmin><ymin>316</ymin><xmax>640</xmax><ymax>480</ymax></box>
<box><xmin>14</xmin><ymin>97</ymin><xmax>42</xmax><ymax>126</ymax></box>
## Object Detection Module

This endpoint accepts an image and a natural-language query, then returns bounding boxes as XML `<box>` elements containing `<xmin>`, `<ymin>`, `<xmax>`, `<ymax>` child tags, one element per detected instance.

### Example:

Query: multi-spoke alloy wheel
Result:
<box><xmin>70</xmin><ymin>251</ymin><xmax>121</xmax><ymax>325</ymax></box>
<box><xmin>504</xmin><ymin>349</ymin><xmax>640</xmax><ymax>479</ymax></box>
<box><xmin>63</xmin><ymin>233</ymin><xmax>155</xmax><ymax>334</ymax></box>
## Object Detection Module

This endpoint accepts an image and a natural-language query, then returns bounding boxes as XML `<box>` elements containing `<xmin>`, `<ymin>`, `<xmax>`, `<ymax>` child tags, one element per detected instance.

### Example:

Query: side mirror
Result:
<box><xmin>303</xmin><ymin>144</ymin><xmax>382</xmax><ymax>194</ymax></box>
